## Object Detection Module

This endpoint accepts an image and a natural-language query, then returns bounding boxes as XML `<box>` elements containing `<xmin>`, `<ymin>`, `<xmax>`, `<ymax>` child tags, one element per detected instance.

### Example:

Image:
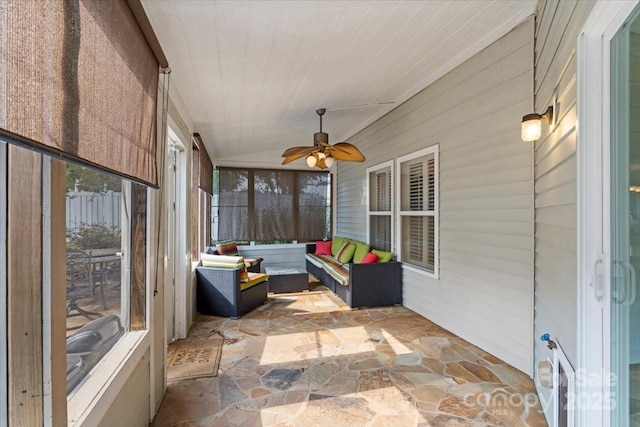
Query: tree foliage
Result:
<box><xmin>67</xmin><ymin>223</ymin><xmax>120</xmax><ymax>251</ymax></box>
<box><xmin>66</xmin><ymin>163</ymin><xmax>120</xmax><ymax>194</ymax></box>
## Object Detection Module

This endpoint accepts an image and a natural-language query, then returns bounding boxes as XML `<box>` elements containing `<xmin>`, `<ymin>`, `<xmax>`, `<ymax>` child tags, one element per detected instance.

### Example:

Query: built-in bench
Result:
<box><xmin>305</xmin><ymin>238</ymin><xmax>402</xmax><ymax>309</ymax></box>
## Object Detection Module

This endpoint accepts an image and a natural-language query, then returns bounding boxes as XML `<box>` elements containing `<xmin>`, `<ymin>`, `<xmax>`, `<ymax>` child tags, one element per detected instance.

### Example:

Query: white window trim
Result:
<box><xmin>0</xmin><ymin>142</ymin><xmax>7</xmax><ymax>427</ymax></box>
<box><xmin>395</xmin><ymin>144</ymin><xmax>439</xmax><ymax>279</ymax></box>
<box><xmin>67</xmin><ymin>330</ymin><xmax>149</xmax><ymax>427</ymax></box>
<box><xmin>366</xmin><ymin>160</ymin><xmax>394</xmax><ymax>252</ymax></box>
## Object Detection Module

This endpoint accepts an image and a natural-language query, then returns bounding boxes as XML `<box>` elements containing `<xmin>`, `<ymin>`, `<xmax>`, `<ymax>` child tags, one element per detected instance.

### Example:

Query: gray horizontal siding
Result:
<box><xmin>335</xmin><ymin>18</ymin><xmax>535</xmax><ymax>374</ymax></box>
<box><xmin>238</xmin><ymin>244</ymin><xmax>308</xmax><ymax>272</ymax></box>
<box><xmin>532</xmin><ymin>0</ymin><xmax>595</xmax><ymax>420</ymax></box>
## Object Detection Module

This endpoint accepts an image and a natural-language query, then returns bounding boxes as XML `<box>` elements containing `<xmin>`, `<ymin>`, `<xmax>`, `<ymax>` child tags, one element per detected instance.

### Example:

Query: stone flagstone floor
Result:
<box><xmin>152</xmin><ymin>284</ymin><xmax>548</xmax><ymax>427</ymax></box>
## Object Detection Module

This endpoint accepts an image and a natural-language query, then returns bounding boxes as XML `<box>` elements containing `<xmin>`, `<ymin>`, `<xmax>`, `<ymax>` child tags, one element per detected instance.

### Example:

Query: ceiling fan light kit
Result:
<box><xmin>281</xmin><ymin>108</ymin><xmax>366</xmax><ymax>169</ymax></box>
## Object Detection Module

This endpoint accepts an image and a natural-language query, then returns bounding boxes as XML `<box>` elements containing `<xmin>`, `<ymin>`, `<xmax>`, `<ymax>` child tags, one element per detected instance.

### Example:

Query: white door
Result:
<box><xmin>579</xmin><ymin>2</ymin><xmax>640</xmax><ymax>426</ymax></box>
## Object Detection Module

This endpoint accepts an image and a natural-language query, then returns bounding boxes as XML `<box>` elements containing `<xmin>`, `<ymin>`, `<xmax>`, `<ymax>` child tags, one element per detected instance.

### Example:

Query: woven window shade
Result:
<box><xmin>215</xmin><ymin>168</ymin><xmax>330</xmax><ymax>241</ymax></box>
<box><xmin>0</xmin><ymin>0</ymin><xmax>163</xmax><ymax>187</ymax></box>
<box><xmin>195</xmin><ymin>134</ymin><xmax>213</xmax><ymax>195</ymax></box>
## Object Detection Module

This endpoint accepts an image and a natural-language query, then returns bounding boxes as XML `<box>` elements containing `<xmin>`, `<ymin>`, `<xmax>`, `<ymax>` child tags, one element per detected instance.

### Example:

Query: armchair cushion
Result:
<box><xmin>215</xmin><ymin>241</ymin><xmax>240</xmax><ymax>256</ymax></box>
<box><xmin>201</xmin><ymin>253</ymin><xmax>245</xmax><ymax>269</ymax></box>
<box><xmin>210</xmin><ymin>242</ymin><xmax>264</xmax><ymax>272</ymax></box>
<box><xmin>241</xmin><ymin>272</ymin><xmax>269</xmax><ymax>290</ymax></box>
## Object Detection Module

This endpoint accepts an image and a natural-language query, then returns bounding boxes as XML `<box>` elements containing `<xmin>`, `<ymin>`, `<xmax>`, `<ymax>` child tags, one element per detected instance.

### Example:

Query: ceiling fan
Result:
<box><xmin>281</xmin><ymin>108</ymin><xmax>366</xmax><ymax>169</ymax></box>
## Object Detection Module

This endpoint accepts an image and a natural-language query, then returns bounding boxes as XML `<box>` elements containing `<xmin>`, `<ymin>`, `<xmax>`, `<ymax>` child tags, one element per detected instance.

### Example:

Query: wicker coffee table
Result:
<box><xmin>264</xmin><ymin>267</ymin><xmax>309</xmax><ymax>293</ymax></box>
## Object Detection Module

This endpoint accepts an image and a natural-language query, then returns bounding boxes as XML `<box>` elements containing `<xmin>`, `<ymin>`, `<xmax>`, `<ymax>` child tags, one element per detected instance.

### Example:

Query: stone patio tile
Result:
<box><xmin>153</xmin><ymin>286</ymin><xmax>547</xmax><ymax>427</ymax></box>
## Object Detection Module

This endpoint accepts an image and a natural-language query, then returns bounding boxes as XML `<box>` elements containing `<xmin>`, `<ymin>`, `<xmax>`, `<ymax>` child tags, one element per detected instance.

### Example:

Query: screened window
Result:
<box><xmin>213</xmin><ymin>168</ymin><xmax>331</xmax><ymax>242</ymax></box>
<box><xmin>367</xmin><ymin>161</ymin><xmax>393</xmax><ymax>251</ymax></box>
<box><xmin>397</xmin><ymin>145</ymin><xmax>438</xmax><ymax>276</ymax></box>
<box><xmin>65</xmin><ymin>164</ymin><xmax>128</xmax><ymax>394</ymax></box>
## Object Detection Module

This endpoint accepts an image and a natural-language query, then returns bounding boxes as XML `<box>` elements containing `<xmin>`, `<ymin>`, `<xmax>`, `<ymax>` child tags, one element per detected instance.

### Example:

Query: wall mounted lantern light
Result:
<box><xmin>521</xmin><ymin>104</ymin><xmax>555</xmax><ymax>142</ymax></box>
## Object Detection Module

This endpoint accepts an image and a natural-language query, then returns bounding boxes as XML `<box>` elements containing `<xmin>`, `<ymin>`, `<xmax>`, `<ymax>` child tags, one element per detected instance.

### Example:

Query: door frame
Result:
<box><xmin>578</xmin><ymin>1</ymin><xmax>640</xmax><ymax>426</ymax></box>
<box><xmin>166</xmin><ymin>116</ymin><xmax>189</xmax><ymax>340</ymax></box>
<box><xmin>164</xmin><ymin>126</ymin><xmax>185</xmax><ymax>343</ymax></box>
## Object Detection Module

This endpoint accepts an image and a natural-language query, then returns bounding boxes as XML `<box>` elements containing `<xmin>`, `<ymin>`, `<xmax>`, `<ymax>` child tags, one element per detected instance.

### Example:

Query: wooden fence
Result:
<box><xmin>66</xmin><ymin>191</ymin><xmax>121</xmax><ymax>231</ymax></box>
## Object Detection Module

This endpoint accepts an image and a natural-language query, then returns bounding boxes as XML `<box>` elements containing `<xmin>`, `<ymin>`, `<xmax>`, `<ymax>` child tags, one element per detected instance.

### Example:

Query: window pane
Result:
<box><xmin>217</xmin><ymin>207</ymin><xmax>249</xmax><ymax>241</ymax></box>
<box><xmin>369</xmin><ymin>215</ymin><xmax>391</xmax><ymax>251</ymax></box>
<box><xmin>216</xmin><ymin>169</ymin><xmax>248</xmax><ymax>240</ymax></box>
<box><xmin>66</xmin><ymin>164</ymin><xmax>125</xmax><ymax>394</ymax></box>
<box><xmin>299</xmin><ymin>172</ymin><xmax>331</xmax><ymax>240</ymax></box>
<box><xmin>401</xmin><ymin>215</ymin><xmax>435</xmax><ymax>272</ymax></box>
<box><xmin>401</xmin><ymin>154</ymin><xmax>435</xmax><ymax>211</ymax></box>
<box><xmin>254</xmin><ymin>170</ymin><xmax>294</xmax><ymax>240</ymax></box>
<box><xmin>369</xmin><ymin>167</ymin><xmax>391</xmax><ymax>212</ymax></box>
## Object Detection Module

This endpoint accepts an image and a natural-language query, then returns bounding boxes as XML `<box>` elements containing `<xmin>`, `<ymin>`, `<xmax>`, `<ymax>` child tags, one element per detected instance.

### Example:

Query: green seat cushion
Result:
<box><xmin>351</xmin><ymin>240</ymin><xmax>371</xmax><ymax>263</ymax></box>
<box><xmin>240</xmin><ymin>273</ymin><xmax>268</xmax><ymax>291</ymax></box>
<box><xmin>372</xmin><ymin>249</ymin><xmax>394</xmax><ymax>263</ymax></box>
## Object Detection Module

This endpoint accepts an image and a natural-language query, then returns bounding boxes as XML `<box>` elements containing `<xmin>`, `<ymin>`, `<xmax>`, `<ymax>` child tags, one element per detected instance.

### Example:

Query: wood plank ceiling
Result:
<box><xmin>142</xmin><ymin>0</ymin><xmax>537</xmax><ymax>168</ymax></box>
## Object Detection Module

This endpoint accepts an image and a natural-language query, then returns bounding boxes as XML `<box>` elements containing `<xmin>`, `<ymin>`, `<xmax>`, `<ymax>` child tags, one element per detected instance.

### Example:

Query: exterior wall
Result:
<box><xmin>336</xmin><ymin>18</ymin><xmax>535</xmax><ymax>373</ymax></box>
<box><xmin>532</xmin><ymin>0</ymin><xmax>595</xmax><ymax>408</ymax></box>
<box><xmin>239</xmin><ymin>243</ymin><xmax>308</xmax><ymax>271</ymax></box>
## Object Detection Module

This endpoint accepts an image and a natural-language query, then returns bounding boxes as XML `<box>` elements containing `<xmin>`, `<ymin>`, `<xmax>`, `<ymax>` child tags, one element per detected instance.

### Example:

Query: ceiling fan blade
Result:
<box><xmin>281</xmin><ymin>145</ymin><xmax>318</xmax><ymax>158</ymax></box>
<box><xmin>327</xmin><ymin>142</ymin><xmax>366</xmax><ymax>162</ymax></box>
<box><xmin>282</xmin><ymin>155</ymin><xmax>303</xmax><ymax>165</ymax></box>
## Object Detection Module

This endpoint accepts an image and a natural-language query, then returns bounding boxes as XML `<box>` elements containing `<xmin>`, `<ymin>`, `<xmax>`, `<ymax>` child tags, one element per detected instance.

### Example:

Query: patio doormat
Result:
<box><xmin>167</xmin><ymin>337</ymin><xmax>223</xmax><ymax>382</ymax></box>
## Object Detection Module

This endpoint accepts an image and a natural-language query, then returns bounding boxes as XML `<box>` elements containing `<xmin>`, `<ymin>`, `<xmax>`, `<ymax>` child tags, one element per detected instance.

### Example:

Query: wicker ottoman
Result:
<box><xmin>264</xmin><ymin>267</ymin><xmax>309</xmax><ymax>293</ymax></box>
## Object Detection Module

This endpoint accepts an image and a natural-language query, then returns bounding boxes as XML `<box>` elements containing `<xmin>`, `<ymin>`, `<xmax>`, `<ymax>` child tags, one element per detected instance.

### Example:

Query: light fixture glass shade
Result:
<box><xmin>521</xmin><ymin>114</ymin><xmax>542</xmax><ymax>141</ymax></box>
<box><xmin>317</xmin><ymin>151</ymin><xmax>326</xmax><ymax>160</ymax></box>
<box><xmin>324</xmin><ymin>156</ymin><xmax>335</xmax><ymax>168</ymax></box>
<box><xmin>306</xmin><ymin>154</ymin><xmax>317</xmax><ymax>167</ymax></box>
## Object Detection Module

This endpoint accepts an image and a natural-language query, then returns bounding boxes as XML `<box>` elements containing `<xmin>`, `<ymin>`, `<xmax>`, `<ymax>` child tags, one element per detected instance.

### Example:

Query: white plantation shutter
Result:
<box><xmin>398</xmin><ymin>146</ymin><xmax>438</xmax><ymax>275</ymax></box>
<box><xmin>409</xmin><ymin>162</ymin><xmax>424</xmax><ymax>211</ymax></box>
<box><xmin>368</xmin><ymin>163</ymin><xmax>393</xmax><ymax>251</ymax></box>
<box><xmin>376</xmin><ymin>170</ymin><xmax>391</xmax><ymax>211</ymax></box>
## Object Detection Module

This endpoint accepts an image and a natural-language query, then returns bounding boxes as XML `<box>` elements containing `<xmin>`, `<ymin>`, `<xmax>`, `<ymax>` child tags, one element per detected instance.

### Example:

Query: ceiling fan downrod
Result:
<box><xmin>314</xmin><ymin>108</ymin><xmax>328</xmax><ymax>146</ymax></box>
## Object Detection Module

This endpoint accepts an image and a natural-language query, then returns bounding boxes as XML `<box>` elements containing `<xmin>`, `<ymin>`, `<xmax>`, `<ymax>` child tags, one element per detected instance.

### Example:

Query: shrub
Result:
<box><xmin>67</xmin><ymin>223</ymin><xmax>120</xmax><ymax>251</ymax></box>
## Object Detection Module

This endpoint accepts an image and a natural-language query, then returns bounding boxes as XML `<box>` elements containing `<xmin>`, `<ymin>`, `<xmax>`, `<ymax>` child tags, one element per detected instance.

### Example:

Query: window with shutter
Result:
<box><xmin>367</xmin><ymin>161</ymin><xmax>393</xmax><ymax>251</ymax></box>
<box><xmin>397</xmin><ymin>145</ymin><xmax>438</xmax><ymax>276</ymax></box>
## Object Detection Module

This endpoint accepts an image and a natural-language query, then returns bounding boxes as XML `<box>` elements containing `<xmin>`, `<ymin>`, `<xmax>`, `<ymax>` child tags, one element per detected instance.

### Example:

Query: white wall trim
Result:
<box><xmin>395</xmin><ymin>144</ymin><xmax>439</xmax><ymax>278</ymax></box>
<box><xmin>167</xmin><ymin>115</ymin><xmax>191</xmax><ymax>340</ymax></box>
<box><xmin>67</xmin><ymin>330</ymin><xmax>149</xmax><ymax>427</ymax></box>
<box><xmin>366</xmin><ymin>160</ymin><xmax>394</xmax><ymax>250</ymax></box>
<box><xmin>577</xmin><ymin>2</ymin><xmax>640</xmax><ymax>427</ymax></box>
<box><xmin>146</xmin><ymin>186</ymin><xmax>156</xmax><ymax>420</ymax></box>
<box><xmin>41</xmin><ymin>156</ymin><xmax>53</xmax><ymax>426</ymax></box>
<box><xmin>0</xmin><ymin>142</ymin><xmax>8</xmax><ymax>427</ymax></box>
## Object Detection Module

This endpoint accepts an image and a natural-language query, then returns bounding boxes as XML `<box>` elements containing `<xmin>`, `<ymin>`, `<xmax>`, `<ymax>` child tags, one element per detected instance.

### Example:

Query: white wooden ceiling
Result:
<box><xmin>142</xmin><ymin>0</ymin><xmax>537</xmax><ymax>168</ymax></box>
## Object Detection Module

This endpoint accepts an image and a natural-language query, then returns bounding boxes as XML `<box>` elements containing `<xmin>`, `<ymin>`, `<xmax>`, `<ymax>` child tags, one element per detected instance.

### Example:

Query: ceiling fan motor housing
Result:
<box><xmin>314</xmin><ymin>132</ymin><xmax>329</xmax><ymax>145</ymax></box>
